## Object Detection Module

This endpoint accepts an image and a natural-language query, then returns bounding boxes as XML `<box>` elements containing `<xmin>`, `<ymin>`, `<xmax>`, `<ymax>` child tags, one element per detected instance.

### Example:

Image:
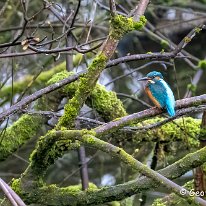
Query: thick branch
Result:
<box><xmin>25</xmin><ymin>132</ymin><xmax>206</xmax><ymax>205</ymax></box>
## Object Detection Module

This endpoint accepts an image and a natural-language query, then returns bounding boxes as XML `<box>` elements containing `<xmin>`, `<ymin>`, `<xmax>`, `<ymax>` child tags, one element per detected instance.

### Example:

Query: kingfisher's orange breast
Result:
<box><xmin>145</xmin><ymin>87</ymin><xmax>161</xmax><ymax>108</ymax></box>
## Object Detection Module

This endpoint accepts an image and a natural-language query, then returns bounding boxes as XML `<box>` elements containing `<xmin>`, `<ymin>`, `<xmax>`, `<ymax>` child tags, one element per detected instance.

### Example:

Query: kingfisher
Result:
<box><xmin>138</xmin><ymin>71</ymin><xmax>175</xmax><ymax>116</ymax></box>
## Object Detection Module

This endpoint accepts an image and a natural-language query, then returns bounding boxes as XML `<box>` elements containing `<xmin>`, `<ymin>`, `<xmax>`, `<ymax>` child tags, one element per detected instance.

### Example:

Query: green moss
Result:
<box><xmin>184</xmin><ymin>180</ymin><xmax>194</xmax><ymax>191</ymax></box>
<box><xmin>152</xmin><ymin>199</ymin><xmax>166</xmax><ymax>206</ymax></box>
<box><xmin>89</xmin><ymin>84</ymin><xmax>127</xmax><ymax>121</ymax></box>
<box><xmin>88</xmin><ymin>54</ymin><xmax>108</xmax><ymax>72</ymax></box>
<box><xmin>198</xmin><ymin>60</ymin><xmax>206</xmax><ymax>70</ymax></box>
<box><xmin>57</xmin><ymin>97</ymin><xmax>80</xmax><ymax>128</ymax></box>
<box><xmin>58</xmin><ymin>182</ymin><xmax>98</xmax><ymax>194</ymax></box>
<box><xmin>30</xmin><ymin>130</ymin><xmax>82</xmax><ymax>177</ymax></box>
<box><xmin>0</xmin><ymin>114</ymin><xmax>45</xmax><ymax>161</ymax></box>
<box><xmin>195</xmin><ymin>27</ymin><xmax>202</xmax><ymax>33</ymax></box>
<box><xmin>47</xmin><ymin>70</ymin><xmax>78</xmax><ymax>95</ymax></box>
<box><xmin>29</xmin><ymin>68</ymin><xmax>126</xmax><ymax>175</ymax></box>
<box><xmin>29</xmin><ymin>130</ymin><xmax>58</xmax><ymax>176</ymax></box>
<box><xmin>47</xmin><ymin>69</ymin><xmax>126</xmax><ymax>123</ymax></box>
<box><xmin>146</xmin><ymin>51</ymin><xmax>153</xmax><ymax>54</ymax></box>
<box><xmin>47</xmin><ymin>70</ymin><xmax>71</xmax><ymax>85</ymax></box>
<box><xmin>81</xmin><ymin>129</ymin><xmax>96</xmax><ymax>137</ymax></box>
<box><xmin>87</xmin><ymin>182</ymin><xmax>98</xmax><ymax>191</ymax></box>
<box><xmin>11</xmin><ymin>178</ymin><xmax>22</xmax><ymax>195</ymax></box>
<box><xmin>161</xmin><ymin>40</ymin><xmax>169</xmax><ymax>48</ymax></box>
<box><xmin>56</xmin><ymin>53</ymin><xmax>108</xmax><ymax>129</ymax></box>
<box><xmin>199</xmin><ymin>128</ymin><xmax>206</xmax><ymax>140</ymax></box>
<box><xmin>184</xmin><ymin>37</ymin><xmax>191</xmax><ymax>43</ymax></box>
<box><xmin>187</xmin><ymin>83</ymin><xmax>197</xmax><ymax>95</ymax></box>
<box><xmin>10</xmin><ymin>181</ymin><xmax>98</xmax><ymax>206</ymax></box>
<box><xmin>130</xmin><ymin>117</ymin><xmax>201</xmax><ymax>148</ymax></box>
<box><xmin>110</xmin><ymin>15</ymin><xmax>147</xmax><ymax>39</ymax></box>
<box><xmin>82</xmin><ymin>135</ymin><xmax>96</xmax><ymax>144</ymax></box>
<box><xmin>36</xmin><ymin>62</ymin><xmax>66</xmax><ymax>84</ymax></box>
<box><xmin>134</xmin><ymin>16</ymin><xmax>147</xmax><ymax>29</ymax></box>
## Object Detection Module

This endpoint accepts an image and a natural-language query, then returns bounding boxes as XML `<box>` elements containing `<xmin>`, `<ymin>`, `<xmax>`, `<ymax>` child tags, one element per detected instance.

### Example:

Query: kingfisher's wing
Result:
<box><xmin>148</xmin><ymin>80</ymin><xmax>175</xmax><ymax>116</ymax></box>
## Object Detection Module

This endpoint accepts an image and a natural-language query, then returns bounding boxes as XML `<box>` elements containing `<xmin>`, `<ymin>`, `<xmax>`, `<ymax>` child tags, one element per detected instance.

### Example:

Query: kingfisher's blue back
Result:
<box><xmin>147</xmin><ymin>79</ymin><xmax>175</xmax><ymax>116</ymax></box>
<box><xmin>138</xmin><ymin>71</ymin><xmax>175</xmax><ymax>116</ymax></box>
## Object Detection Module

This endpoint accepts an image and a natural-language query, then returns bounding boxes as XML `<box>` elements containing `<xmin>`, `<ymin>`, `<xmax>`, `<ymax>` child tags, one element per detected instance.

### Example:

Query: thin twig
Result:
<box><xmin>173</xmin><ymin>25</ymin><xmax>205</xmax><ymax>56</ymax></box>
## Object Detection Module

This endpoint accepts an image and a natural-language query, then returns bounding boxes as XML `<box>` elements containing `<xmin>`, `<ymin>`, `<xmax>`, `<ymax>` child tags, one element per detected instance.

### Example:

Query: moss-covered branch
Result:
<box><xmin>56</xmin><ymin>12</ymin><xmax>147</xmax><ymax>129</ymax></box>
<box><xmin>15</xmin><ymin>147</ymin><xmax>206</xmax><ymax>205</ymax></box>
<box><xmin>123</xmin><ymin>117</ymin><xmax>201</xmax><ymax>147</ymax></box>
<box><xmin>152</xmin><ymin>181</ymin><xmax>196</xmax><ymax>206</ymax></box>
<box><xmin>0</xmin><ymin>83</ymin><xmax>64</xmax><ymax>161</ymax></box>
<box><xmin>49</xmin><ymin>70</ymin><xmax>127</xmax><ymax>121</ymax></box>
<box><xmin>0</xmin><ymin>114</ymin><xmax>45</xmax><ymax>161</ymax></box>
<box><xmin>21</xmin><ymin>117</ymin><xmax>201</xmax><ymax>178</ymax></box>
<box><xmin>13</xmin><ymin>131</ymin><xmax>206</xmax><ymax>205</ymax></box>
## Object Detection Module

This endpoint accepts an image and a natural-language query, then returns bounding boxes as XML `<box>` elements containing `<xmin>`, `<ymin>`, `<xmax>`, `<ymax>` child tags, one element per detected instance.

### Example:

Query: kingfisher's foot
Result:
<box><xmin>152</xmin><ymin>106</ymin><xmax>163</xmax><ymax>113</ymax></box>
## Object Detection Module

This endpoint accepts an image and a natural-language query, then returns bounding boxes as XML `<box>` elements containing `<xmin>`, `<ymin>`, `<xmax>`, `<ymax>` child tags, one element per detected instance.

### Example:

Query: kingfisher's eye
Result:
<box><xmin>152</xmin><ymin>76</ymin><xmax>155</xmax><ymax>79</ymax></box>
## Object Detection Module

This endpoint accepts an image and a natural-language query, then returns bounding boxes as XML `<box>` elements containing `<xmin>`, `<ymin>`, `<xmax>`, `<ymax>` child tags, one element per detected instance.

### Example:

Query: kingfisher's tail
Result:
<box><xmin>166</xmin><ymin>105</ymin><xmax>175</xmax><ymax>117</ymax></box>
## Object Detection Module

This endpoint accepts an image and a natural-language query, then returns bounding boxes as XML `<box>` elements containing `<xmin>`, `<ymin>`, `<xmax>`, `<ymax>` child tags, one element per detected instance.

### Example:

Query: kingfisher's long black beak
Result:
<box><xmin>138</xmin><ymin>77</ymin><xmax>150</xmax><ymax>81</ymax></box>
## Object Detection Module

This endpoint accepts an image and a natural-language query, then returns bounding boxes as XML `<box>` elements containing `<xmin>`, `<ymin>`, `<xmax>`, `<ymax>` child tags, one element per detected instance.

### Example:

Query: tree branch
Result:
<box><xmin>95</xmin><ymin>94</ymin><xmax>206</xmax><ymax>135</ymax></box>
<box><xmin>0</xmin><ymin>71</ymin><xmax>84</xmax><ymax>123</ymax></box>
<box><xmin>0</xmin><ymin>178</ymin><xmax>26</xmax><ymax>206</ymax></box>
<box><xmin>26</xmin><ymin>132</ymin><xmax>206</xmax><ymax>205</ymax></box>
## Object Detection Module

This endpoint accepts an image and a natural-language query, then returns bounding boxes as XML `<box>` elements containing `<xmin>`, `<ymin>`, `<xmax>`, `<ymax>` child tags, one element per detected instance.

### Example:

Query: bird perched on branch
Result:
<box><xmin>138</xmin><ymin>71</ymin><xmax>175</xmax><ymax>116</ymax></box>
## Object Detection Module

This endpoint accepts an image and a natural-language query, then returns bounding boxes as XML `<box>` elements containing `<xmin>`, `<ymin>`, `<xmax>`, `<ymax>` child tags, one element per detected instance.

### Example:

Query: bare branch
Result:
<box><xmin>95</xmin><ymin>94</ymin><xmax>206</xmax><ymax>135</ymax></box>
<box><xmin>109</xmin><ymin>0</ymin><xmax>117</xmax><ymax>16</ymax></box>
<box><xmin>133</xmin><ymin>0</ymin><xmax>150</xmax><ymax>21</ymax></box>
<box><xmin>0</xmin><ymin>179</ymin><xmax>18</xmax><ymax>206</ymax></box>
<box><xmin>0</xmin><ymin>178</ymin><xmax>26</xmax><ymax>206</ymax></box>
<box><xmin>124</xmin><ymin>105</ymin><xmax>206</xmax><ymax>131</ymax></box>
<box><xmin>0</xmin><ymin>71</ymin><xmax>85</xmax><ymax>123</ymax></box>
<box><xmin>173</xmin><ymin>25</ymin><xmax>205</xmax><ymax>56</ymax></box>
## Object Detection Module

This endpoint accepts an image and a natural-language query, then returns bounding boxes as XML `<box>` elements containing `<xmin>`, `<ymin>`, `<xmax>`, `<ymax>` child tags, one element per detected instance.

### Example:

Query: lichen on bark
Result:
<box><xmin>48</xmin><ymin>70</ymin><xmax>127</xmax><ymax>122</ymax></box>
<box><xmin>56</xmin><ymin>53</ymin><xmax>108</xmax><ymax>128</ymax></box>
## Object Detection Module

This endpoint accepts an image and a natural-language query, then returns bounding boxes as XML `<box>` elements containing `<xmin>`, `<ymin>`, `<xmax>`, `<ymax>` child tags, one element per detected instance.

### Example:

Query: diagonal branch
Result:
<box><xmin>0</xmin><ymin>178</ymin><xmax>26</xmax><ymax>206</ymax></box>
<box><xmin>0</xmin><ymin>71</ymin><xmax>85</xmax><ymax>123</ymax></box>
<box><xmin>107</xmin><ymin>24</ymin><xmax>204</xmax><ymax>68</ymax></box>
<box><xmin>133</xmin><ymin>0</ymin><xmax>150</xmax><ymax>21</ymax></box>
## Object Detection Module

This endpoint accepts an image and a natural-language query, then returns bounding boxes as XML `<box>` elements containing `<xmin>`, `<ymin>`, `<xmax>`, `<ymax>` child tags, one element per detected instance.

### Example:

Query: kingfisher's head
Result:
<box><xmin>138</xmin><ymin>71</ymin><xmax>163</xmax><ymax>84</ymax></box>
